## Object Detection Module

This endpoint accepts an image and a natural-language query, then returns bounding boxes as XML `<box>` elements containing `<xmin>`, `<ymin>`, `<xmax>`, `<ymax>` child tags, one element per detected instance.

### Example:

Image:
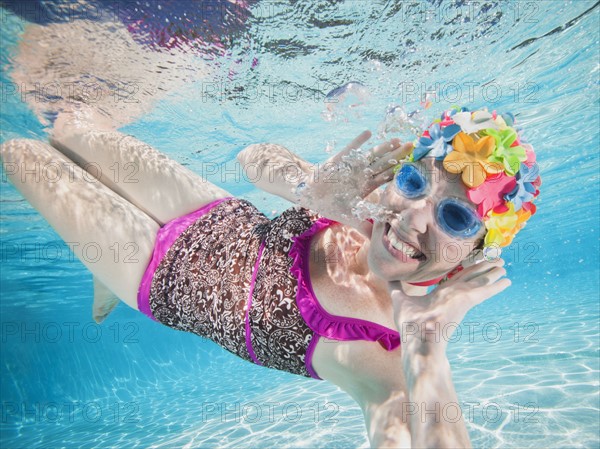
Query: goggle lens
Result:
<box><xmin>395</xmin><ymin>164</ymin><xmax>427</xmax><ymax>198</ymax></box>
<box><xmin>437</xmin><ymin>199</ymin><xmax>482</xmax><ymax>238</ymax></box>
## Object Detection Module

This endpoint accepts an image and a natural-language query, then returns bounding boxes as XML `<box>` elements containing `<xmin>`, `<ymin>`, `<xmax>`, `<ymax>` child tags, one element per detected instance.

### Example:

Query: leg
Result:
<box><xmin>0</xmin><ymin>139</ymin><xmax>159</xmax><ymax>310</ymax></box>
<box><xmin>49</xmin><ymin>115</ymin><xmax>233</xmax><ymax>225</ymax></box>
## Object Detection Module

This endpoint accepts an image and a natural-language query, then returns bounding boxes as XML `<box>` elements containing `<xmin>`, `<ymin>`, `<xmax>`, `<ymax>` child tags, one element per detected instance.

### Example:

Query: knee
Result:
<box><xmin>1</xmin><ymin>139</ymin><xmax>39</xmax><ymax>176</ymax></box>
<box><xmin>1</xmin><ymin>139</ymin><xmax>46</xmax><ymax>162</ymax></box>
<box><xmin>1</xmin><ymin>139</ymin><xmax>67</xmax><ymax>186</ymax></box>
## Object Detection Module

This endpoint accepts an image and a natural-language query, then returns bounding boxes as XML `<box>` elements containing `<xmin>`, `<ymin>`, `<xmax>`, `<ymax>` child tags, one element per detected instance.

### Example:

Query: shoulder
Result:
<box><xmin>312</xmin><ymin>337</ymin><xmax>406</xmax><ymax>402</ymax></box>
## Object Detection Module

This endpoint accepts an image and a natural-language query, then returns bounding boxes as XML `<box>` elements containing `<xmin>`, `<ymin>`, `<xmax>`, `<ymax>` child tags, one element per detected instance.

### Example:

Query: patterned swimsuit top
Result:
<box><xmin>139</xmin><ymin>197</ymin><xmax>401</xmax><ymax>379</ymax></box>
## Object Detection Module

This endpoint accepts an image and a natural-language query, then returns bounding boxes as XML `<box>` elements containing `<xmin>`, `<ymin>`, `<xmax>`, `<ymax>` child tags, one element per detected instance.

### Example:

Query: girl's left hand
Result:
<box><xmin>388</xmin><ymin>258</ymin><xmax>511</xmax><ymax>355</ymax></box>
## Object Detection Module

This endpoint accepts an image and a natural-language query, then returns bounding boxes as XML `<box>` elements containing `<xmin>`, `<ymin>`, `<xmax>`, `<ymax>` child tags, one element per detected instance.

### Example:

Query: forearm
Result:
<box><xmin>237</xmin><ymin>143</ymin><xmax>313</xmax><ymax>203</ymax></box>
<box><xmin>402</xmin><ymin>345</ymin><xmax>471</xmax><ymax>448</ymax></box>
<box><xmin>237</xmin><ymin>143</ymin><xmax>373</xmax><ymax>233</ymax></box>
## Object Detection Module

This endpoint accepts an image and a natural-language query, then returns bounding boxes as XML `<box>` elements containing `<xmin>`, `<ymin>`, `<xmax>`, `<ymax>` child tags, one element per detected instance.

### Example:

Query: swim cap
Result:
<box><xmin>397</xmin><ymin>106</ymin><xmax>541</xmax><ymax>259</ymax></box>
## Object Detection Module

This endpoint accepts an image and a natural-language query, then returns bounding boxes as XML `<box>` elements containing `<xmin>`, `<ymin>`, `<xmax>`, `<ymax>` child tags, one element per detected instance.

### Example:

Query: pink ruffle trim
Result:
<box><xmin>289</xmin><ymin>218</ymin><xmax>401</xmax><ymax>354</ymax></box>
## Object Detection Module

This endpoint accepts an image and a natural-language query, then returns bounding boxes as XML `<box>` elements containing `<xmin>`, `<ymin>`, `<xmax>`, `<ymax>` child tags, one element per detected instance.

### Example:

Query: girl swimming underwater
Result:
<box><xmin>0</xmin><ymin>106</ymin><xmax>541</xmax><ymax>448</ymax></box>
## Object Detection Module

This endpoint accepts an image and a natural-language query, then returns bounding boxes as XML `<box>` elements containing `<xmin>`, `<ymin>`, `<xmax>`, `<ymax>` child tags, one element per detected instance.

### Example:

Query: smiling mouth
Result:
<box><xmin>383</xmin><ymin>223</ymin><xmax>427</xmax><ymax>262</ymax></box>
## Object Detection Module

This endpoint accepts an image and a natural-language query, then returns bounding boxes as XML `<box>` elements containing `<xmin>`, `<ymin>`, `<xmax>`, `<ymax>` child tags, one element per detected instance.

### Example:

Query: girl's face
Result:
<box><xmin>368</xmin><ymin>158</ymin><xmax>486</xmax><ymax>282</ymax></box>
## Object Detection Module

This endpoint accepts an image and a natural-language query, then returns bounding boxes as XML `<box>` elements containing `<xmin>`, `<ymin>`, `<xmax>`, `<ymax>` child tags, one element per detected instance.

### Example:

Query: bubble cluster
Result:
<box><xmin>322</xmin><ymin>82</ymin><xmax>371</xmax><ymax>122</ymax></box>
<box><xmin>341</xmin><ymin>147</ymin><xmax>369</xmax><ymax>166</ymax></box>
<box><xmin>324</xmin><ymin>140</ymin><xmax>336</xmax><ymax>154</ymax></box>
<box><xmin>377</xmin><ymin>105</ymin><xmax>428</xmax><ymax>140</ymax></box>
<box><xmin>351</xmin><ymin>199</ymin><xmax>401</xmax><ymax>224</ymax></box>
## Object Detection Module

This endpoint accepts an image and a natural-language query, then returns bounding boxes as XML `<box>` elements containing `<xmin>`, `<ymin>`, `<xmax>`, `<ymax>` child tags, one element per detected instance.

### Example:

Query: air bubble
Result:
<box><xmin>322</xmin><ymin>82</ymin><xmax>371</xmax><ymax>123</ymax></box>
<box><xmin>483</xmin><ymin>246</ymin><xmax>502</xmax><ymax>261</ymax></box>
<box><xmin>377</xmin><ymin>105</ymin><xmax>427</xmax><ymax>140</ymax></box>
<box><xmin>350</xmin><ymin>200</ymin><xmax>392</xmax><ymax>223</ymax></box>
<box><xmin>294</xmin><ymin>181</ymin><xmax>307</xmax><ymax>197</ymax></box>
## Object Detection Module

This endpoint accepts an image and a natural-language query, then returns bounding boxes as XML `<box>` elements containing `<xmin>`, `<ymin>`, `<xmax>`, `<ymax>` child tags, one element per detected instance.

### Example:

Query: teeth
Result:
<box><xmin>387</xmin><ymin>228</ymin><xmax>421</xmax><ymax>258</ymax></box>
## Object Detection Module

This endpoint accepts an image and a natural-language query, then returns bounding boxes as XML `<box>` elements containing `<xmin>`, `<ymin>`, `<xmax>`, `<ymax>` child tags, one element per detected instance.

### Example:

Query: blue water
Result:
<box><xmin>1</xmin><ymin>1</ymin><xmax>599</xmax><ymax>448</ymax></box>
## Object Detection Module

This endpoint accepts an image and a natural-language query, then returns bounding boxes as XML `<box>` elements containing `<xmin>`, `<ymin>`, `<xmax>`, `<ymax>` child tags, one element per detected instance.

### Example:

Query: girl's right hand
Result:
<box><xmin>301</xmin><ymin>130</ymin><xmax>412</xmax><ymax>219</ymax></box>
<box><xmin>387</xmin><ymin>258</ymin><xmax>511</xmax><ymax>354</ymax></box>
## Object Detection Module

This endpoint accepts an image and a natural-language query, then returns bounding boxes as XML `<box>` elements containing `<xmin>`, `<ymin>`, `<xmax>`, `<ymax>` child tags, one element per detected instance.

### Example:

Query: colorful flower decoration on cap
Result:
<box><xmin>413</xmin><ymin>122</ymin><xmax>461</xmax><ymax>160</ymax></box>
<box><xmin>484</xmin><ymin>203</ymin><xmax>531</xmax><ymax>248</ymax></box>
<box><xmin>394</xmin><ymin>105</ymin><xmax>541</xmax><ymax>257</ymax></box>
<box><xmin>442</xmin><ymin>132</ymin><xmax>504</xmax><ymax>188</ymax></box>
<box><xmin>503</xmin><ymin>162</ymin><xmax>540</xmax><ymax>211</ymax></box>
<box><xmin>482</xmin><ymin>127</ymin><xmax>527</xmax><ymax>176</ymax></box>
<box><xmin>467</xmin><ymin>172</ymin><xmax>516</xmax><ymax>217</ymax></box>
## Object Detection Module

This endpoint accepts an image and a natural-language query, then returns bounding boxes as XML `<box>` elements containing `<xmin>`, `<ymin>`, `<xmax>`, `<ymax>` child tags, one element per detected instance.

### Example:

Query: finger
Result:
<box><xmin>328</xmin><ymin>130</ymin><xmax>372</xmax><ymax>167</ymax></box>
<box><xmin>461</xmin><ymin>263</ymin><xmax>505</xmax><ymax>283</ymax></box>
<box><xmin>362</xmin><ymin>164</ymin><xmax>399</xmax><ymax>194</ymax></box>
<box><xmin>467</xmin><ymin>266</ymin><xmax>507</xmax><ymax>286</ymax></box>
<box><xmin>397</xmin><ymin>142</ymin><xmax>414</xmax><ymax>159</ymax></box>
<box><xmin>343</xmin><ymin>130</ymin><xmax>372</xmax><ymax>152</ymax></box>
<box><xmin>369</xmin><ymin>138</ymin><xmax>403</xmax><ymax>159</ymax></box>
<box><xmin>369</xmin><ymin>144</ymin><xmax>413</xmax><ymax>173</ymax></box>
<box><xmin>452</xmin><ymin>258</ymin><xmax>505</xmax><ymax>282</ymax></box>
<box><xmin>380</xmin><ymin>142</ymin><xmax>413</xmax><ymax>161</ymax></box>
<box><xmin>387</xmin><ymin>279</ymin><xmax>413</xmax><ymax>299</ymax></box>
<box><xmin>460</xmin><ymin>249</ymin><xmax>485</xmax><ymax>268</ymax></box>
<box><xmin>368</xmin><ymin>167</ymin><xmax>395</xmax><ymax>189</ymax></box>
<box><xmin>469</xmin><ymin>277</ymin><xmax>511</xmax><ymax>305</ymax></box>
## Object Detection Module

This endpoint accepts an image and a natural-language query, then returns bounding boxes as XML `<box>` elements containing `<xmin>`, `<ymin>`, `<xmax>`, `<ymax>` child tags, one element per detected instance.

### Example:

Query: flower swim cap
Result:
<box><xmin>397</xmin><ymin>106</ymin><xmax>541</xmax><ymax>259</ymax></box>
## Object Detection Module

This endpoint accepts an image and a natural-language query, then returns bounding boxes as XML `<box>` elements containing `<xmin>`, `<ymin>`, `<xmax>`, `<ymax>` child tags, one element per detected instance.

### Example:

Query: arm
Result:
<box><xmin>237</xmin><ymin>142</ymin><xmax>372</xmax><ymax>233</ymax></box>
<box><xmin>401</xmin><ymin>347</ymin><xmax>470</xmax><ymax>447</ymax></box>
<box><xmin>237</xmin><ymin>134</ymin><xmax>411</xmax><ymax>233</ymax></box>
<box><xmin>388</xmin><ymin>258</ymin><xmax>510</xmax><ymax>448</ymax></box>
<box><xmin>358</xmin><ymin>354</ymin><xmax>468</xmax><ymax>449</ymax></box>
<box><xmin>237</xmin><ymin>142</ymin><xmax>313</xmax><ymax>204</ymax></box>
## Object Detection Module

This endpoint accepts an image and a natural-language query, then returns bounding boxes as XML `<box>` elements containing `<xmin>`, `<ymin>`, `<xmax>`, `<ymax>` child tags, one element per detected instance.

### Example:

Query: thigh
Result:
<box><xmin>49</xmin><ymin>116</ymin><xmax>233</xmax><ymax>225</ymax></box>
<box><xmin>1</xmin><ymin>139</ymin><xmax>160</xmax><ymax>310</ymax></box>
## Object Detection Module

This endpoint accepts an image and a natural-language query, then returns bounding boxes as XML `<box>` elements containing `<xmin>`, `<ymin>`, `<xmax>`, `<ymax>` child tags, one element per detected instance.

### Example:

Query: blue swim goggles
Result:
<box><xmin>394</xmin><ymin>163</ymin><xmax>482</xmax><ymax>238</ymax></box>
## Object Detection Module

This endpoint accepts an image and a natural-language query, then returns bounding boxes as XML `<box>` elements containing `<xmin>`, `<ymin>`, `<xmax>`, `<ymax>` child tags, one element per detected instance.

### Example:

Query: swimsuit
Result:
<box><xmin>138</xmin><ymin>197</ymin><xmax>401</xmax><ymax>379</ymax></box>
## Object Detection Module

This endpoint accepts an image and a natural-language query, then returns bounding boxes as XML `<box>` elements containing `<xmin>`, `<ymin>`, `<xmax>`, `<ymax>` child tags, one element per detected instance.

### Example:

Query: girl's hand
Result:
<box><xmin>388</xmin><ymin>258</ymin><xmax>511</xmax><ymax>355</ymax></box>
<box><xmin>302</xmin><ymin>131</ymin><xmax>413</xmax><ymax>212</ymax></box>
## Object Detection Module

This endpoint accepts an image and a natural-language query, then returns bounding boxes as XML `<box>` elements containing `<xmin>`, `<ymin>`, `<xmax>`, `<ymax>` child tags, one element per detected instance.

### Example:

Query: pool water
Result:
<box><xmin>1</xmin><ymin>1</ymin><xmax>599</xmax><ymax>448</ymax></box>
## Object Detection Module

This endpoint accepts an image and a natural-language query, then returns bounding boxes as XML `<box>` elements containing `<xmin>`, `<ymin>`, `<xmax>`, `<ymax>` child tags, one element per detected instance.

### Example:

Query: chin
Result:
<box><xmin>367</xmin><ymin>245</ymin><xmax>415</xmax><ymax>281</ymax></box>
<box><xmin>368</xmin><ymin>223</ymin><xmax>426</xmax><ymax>281</ymax></box>
<box><xmin>367</xmin><ymin>242</ymin><xmax>454</xmax><ymax>284</ymax></box>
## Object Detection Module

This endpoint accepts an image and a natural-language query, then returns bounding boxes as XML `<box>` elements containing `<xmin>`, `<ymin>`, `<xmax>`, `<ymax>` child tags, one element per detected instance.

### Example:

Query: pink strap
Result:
<box><xmin>289</xmin><ymin>217</ymin><xmax>401</xmax><ymax>379</ymax></box>
<box><xmin>245</xmin><ymin>242</ymin><xmax>265</xmax><ymax>366</ymax></box>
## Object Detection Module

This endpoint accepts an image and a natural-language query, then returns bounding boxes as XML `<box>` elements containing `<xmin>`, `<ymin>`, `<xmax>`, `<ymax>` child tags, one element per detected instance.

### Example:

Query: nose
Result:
<box><xmin>398</xmin><ymin>199</ymin><xmax>430</xmax><ymax>234</ymax></box>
